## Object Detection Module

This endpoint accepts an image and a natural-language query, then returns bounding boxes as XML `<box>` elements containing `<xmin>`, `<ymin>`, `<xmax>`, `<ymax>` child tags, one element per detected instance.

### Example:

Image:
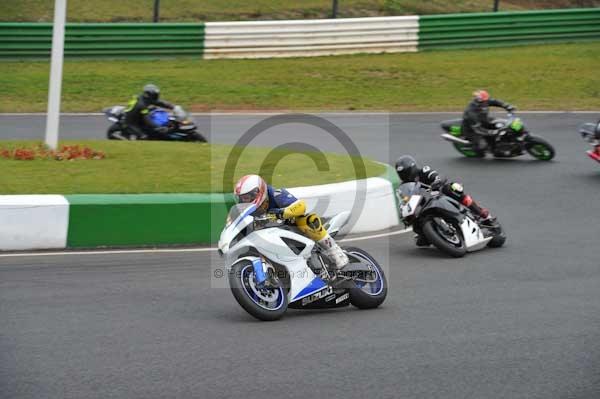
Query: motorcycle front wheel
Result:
<box><xmin>228</xmin><ymin>261</ymin><xmax>288</xmax><ymax>321</ymax></box>
<box><xmin>525</xmin><ymin>136</ymin><xmax>555</xmax><ymax>161</ymax></box>
<box><xmin>422</xmin><ymin>218</ymin><xmax>466</xmax><ymax>258</ymax></box>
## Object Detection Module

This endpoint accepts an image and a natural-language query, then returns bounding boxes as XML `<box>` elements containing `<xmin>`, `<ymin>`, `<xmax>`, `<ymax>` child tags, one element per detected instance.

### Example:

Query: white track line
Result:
<box><xmin>0</xmin><ymin>228</ymin><xmax>411</xmax><ymax>258</ymax></box>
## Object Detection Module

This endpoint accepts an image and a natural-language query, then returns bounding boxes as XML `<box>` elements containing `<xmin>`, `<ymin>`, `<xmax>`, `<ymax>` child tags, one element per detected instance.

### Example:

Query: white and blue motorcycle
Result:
<box><xmin>218</xmin><ymin>203</ymin><xmax>387</xmax><ymax>321</ymax></box>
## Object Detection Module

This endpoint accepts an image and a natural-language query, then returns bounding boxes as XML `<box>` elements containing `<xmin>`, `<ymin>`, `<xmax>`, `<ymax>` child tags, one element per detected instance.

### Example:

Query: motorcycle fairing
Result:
<box><xmin>459</xmin><ymin>217</ymin><xmax>492</xmax><ymax>251</ymax></box>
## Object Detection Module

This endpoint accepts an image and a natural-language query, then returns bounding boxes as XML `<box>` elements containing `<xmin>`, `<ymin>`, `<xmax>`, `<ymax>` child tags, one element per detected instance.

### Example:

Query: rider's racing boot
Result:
<box><xmin>414</xmin><ymin>234</ymin><xmax>430</xmax><ymax>247</ymax></box>
<box><xmin>462</xmin><ymin>195</ymin><xmax>489</xmax><ymax>219</ymax></box>
<box><xmin>317</xmin><ymin>234</ymin><xmax>349</xmax><ymax>270</ymax></box>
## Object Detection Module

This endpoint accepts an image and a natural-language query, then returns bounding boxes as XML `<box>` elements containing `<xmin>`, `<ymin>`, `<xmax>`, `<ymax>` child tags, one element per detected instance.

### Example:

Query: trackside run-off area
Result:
<box><xmin>1</xmin><ymin>42</ymin><xmax>599</xmax><ymax>113</ymax></box>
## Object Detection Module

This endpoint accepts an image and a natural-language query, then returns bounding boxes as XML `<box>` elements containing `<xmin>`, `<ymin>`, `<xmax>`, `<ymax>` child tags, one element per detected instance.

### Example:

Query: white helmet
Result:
<box><xmin>234</xmin><ymin>175</ymin><xmax>268</xmax><ymax>209</ymax></box>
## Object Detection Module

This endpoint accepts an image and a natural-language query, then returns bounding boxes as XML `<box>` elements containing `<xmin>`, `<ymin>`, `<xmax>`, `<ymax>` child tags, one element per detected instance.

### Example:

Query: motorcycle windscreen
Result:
<box><xmin>225</xmin><ymin>203</ymin><xmax>256</xmax><ymax>228</ymax></box>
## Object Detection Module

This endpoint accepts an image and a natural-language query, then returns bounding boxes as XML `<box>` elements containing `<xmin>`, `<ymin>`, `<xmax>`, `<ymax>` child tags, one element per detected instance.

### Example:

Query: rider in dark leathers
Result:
<box><xmin>124</xmin><ymin>84</ymin><xmax>174</xmax><ymax>139</ymax></box>
<box><xmin>395</xmin><ymin>155</ymin><xmax>492</xmax><ymax>247</ymax></box>
<box><xmin>462</xmin><ymin>90</ymin><xmax>515</xmax><ymax>153</ymax></box>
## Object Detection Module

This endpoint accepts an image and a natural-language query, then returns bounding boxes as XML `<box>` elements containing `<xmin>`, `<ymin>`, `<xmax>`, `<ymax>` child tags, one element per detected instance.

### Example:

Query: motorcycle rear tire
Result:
<box><xmin>344</xmin><ymin>247</ymin><xmax>387</xmax><ymax>309</ymax></box>
<box><xmin>107</xmin><ymin>124</ymin><xmax>123</xmax><ymax>140</ymax></box>
<box><xmin>190</xmin><ymin>131</ymin><xmax>208</xmax><ymax>143</ymax></box>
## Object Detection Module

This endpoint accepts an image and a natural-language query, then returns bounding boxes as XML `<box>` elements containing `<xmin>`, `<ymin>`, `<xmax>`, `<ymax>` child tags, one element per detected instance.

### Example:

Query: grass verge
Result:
<box><xmin>0</xmin><ymin>140</ymin><xmax>386</xmax><ymax>194</ymax></box>
<box><xmin>1</xmin><ymin>43</ymin><xmax>599</xmax><ymax>113</ymax></box>
<box><xmin>2</xmin><ymin>0</ymin><xmax>598</xmax><ymax>22</ymax></box>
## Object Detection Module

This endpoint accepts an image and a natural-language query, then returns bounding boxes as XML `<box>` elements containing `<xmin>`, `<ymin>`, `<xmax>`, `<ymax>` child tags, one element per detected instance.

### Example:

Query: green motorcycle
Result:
<box><xmin>440</xmin><ymin>112</ymin><xmax>555</xmax><ymax>161</ymax></box>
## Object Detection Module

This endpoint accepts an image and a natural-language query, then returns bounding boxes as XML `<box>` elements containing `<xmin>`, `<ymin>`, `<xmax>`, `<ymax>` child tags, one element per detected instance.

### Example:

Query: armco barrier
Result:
<box><xmin>1</xmin><ymin>9</ymin><xmax>600</xmax><ymax>59</ymax></box>
<box><xmin>0</xmin><ymin>23</ymin><xmax>205</xmax><ymax>58</ymax></box>
<box><xmin>0</xmin><ymin>165</ymin><xmax>401</xmax><ymax>251</ymax></box>
<box><xmin>203</xmin><ymin>16</ymin><xmax>419</xmax><ymax>59</ymax></box>
<box><xmin>419</xmin><ymin>8</ymin><xmax>600</xmax><ymax>50</ymax></box>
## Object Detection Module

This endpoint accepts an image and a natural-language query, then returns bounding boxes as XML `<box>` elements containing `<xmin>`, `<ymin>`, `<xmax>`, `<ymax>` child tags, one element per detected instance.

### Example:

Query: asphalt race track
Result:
<box><xmin>1</xmin><ymin>113</ymin><xmax>599</xmax><ymax>399</ymax></box>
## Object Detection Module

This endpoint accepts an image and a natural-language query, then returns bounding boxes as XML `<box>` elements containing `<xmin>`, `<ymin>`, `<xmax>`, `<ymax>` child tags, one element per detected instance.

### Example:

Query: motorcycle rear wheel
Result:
<box><xmin>486</xmin><ymin>221</ymin><xmax>507</xmax><ymax>248</ymax></box>
<box><xmin>422</xmin><ymin>219</ymin><xmax>466</xmax><ymax>258</ymax></box>
<box><xmin>107</xmin><ymin>124</ymin><xmax>124</xmax><ymax>140</ymax></box>
<box><xmin>189</xmin><ymin>131</ymin><xmax>208</xmax><ymax>143</ymax></box>
<box><xmin>344</xmin><ymin>247</ymin><xmax>387</xmax><ymax>309</ymax></box>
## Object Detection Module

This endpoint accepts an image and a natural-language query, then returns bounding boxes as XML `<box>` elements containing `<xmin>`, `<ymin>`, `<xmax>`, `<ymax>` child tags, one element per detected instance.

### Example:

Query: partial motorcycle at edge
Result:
<box><xmin>578</xmin><ymin>120</ymin><xmax>600</xmax><ymax>164</ymax></box>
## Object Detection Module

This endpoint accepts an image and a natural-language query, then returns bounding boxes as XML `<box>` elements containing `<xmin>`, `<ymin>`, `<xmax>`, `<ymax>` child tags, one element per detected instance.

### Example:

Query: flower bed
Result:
<box><xmin>0</xmin><ymin>144</ymin><xmax>105</xmax><ymax>161</ymax></box>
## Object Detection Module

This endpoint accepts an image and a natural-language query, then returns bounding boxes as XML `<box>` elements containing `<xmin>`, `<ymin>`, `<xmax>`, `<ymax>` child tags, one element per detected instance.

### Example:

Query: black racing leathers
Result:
<box><xmin>124</xmin><ymin>95</ymin><xmax>174</xmax><ymax>139</ymax></box>
<box><xmin>461</xmin><ymin>98</ymin><xmax>513</xmax><ymax>152</ymax></box>
<box><xmin>412</xmin><ymin>166</ymin><xmax>487</xmax><ymax>218</ymax></box>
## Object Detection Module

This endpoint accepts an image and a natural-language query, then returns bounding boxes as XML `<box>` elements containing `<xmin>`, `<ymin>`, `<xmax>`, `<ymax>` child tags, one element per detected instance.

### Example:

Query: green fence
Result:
<box><xmin>0</xmin><ymin>22</ymin><xmax>205</xmax><ymax>58</ymax></box>
<box><xmin>419</xmin><ymin>8</ymin><xmax>600</xmax><ymax>50</ymax></box>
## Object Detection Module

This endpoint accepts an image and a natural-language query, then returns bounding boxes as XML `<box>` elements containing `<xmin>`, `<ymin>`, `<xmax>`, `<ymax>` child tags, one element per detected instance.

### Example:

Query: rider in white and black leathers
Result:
<box><xmin>395</xmin><ymin>155</ymin><xmax>492</xmax><ymax>247</ymax></box>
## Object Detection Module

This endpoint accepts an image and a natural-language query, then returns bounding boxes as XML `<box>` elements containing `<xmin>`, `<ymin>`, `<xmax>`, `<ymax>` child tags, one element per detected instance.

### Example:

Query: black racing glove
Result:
<box><xmin>505</xmin><ymin>104</ymin><xmax>516</xmax><ymax>113</ymax></box>
<box><xmin>430</xmin><ymin>179</ymin><xmax>443</xmax><ymax>191</ymax></box>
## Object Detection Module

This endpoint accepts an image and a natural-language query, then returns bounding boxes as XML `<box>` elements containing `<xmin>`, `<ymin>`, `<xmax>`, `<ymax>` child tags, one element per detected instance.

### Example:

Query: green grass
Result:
<box><xmin>0</xmin><ymin>141</ymin><xmax>385</xmax><ymax>194</ymax></box>
<box><xmin>2</xmin><ymin>0</ymin><xmax>599</xmax><ymax>22</ymax></box>
<box><xmin>1</xmin><ymin>42</ymin><xmax>599</xmax><ymax>113</ymax></box>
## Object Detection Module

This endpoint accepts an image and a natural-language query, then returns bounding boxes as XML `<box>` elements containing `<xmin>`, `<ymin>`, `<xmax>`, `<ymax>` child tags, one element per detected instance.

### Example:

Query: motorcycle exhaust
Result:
<box><xmin>441</xmin><ymin>133</ymin><xmax>471</xmax><ymax>145</ymax></box>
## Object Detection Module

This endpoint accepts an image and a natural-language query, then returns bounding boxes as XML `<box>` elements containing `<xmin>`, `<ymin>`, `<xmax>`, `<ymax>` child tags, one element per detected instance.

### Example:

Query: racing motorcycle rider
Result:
<box><xmin>395</xmin><ymin>155</ymin><xmax>492</xmax><ymax>247</ymax></box>
<box><xmin>234</xmin><ymin>174</ymin><xmax>349</xmax><ymax>269</ymax></box>
<box><xmin>124</xmin><ymin>84</ymin><xmax>175</xmax><ymax>139</ymax></box>
<box><xmin>462</xmin><ymin>89</ymin><xmax>516</xmax><ymax>153</ymax></box>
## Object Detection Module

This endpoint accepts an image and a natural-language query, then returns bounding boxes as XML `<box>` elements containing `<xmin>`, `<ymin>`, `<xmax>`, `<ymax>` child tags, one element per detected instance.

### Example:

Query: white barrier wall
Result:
<box><xmin>0</xmin><ymin>175</ymin><xmax>399</xmax><ymax>250</ymax></box>
<box><xmin>204</xmin><ymin>16</ymin><xmax>419</xmax><ymax>59</ymax></box>
<box><xmin>0</xmin><ymin>195</ymin><xmax>69</xmax><ymax>251</ymax></box>
<box><xmin>289</xmin><ymin>177</ymin><xmax>399</xmax><ymax>234</ymax></box>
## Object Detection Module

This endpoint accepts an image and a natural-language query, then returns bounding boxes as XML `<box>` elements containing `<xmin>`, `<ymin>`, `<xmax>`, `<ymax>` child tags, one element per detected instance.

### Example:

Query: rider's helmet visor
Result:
<box><xmin>237</xmin><ymin>188</ymin><xmax>260</xmax><ymax>204</ymax></box>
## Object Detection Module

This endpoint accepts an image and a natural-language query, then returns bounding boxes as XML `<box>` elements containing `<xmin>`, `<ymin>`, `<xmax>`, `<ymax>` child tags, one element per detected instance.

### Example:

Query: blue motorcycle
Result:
<box><xmin>104</xmin><ymin>105</ymin><xmax>207</xmax><ymax>142</ymax></box>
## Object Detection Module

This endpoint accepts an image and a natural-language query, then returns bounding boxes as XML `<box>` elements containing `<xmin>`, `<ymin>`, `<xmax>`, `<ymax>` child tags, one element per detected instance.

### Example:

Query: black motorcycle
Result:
<box><xmin>103</xmin><ymin>105</ymin><xmax>207</xmax><ymax>142</ymax></box>
<box><xmin>578</xmin><ymin>120</ymin><xmax>600</xmax><ymax>164</ymax></box>
<box><xmin>398</xmin><ymin>182</ymin><xmax>506</xmax><ymax>257</ymax></box>
<box><xmin>440</xmin><ymin>112</ymin><xmax>554</xmax><ymax>161</ymax></box>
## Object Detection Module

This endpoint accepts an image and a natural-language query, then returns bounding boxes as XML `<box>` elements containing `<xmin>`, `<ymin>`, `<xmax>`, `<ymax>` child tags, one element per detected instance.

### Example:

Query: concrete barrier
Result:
<box><xmin>0</xmin><ymin>165</ymin><xmax>400</xmax><ymax>251</ymax></box>
<box><xmin>0</xmin><ymin>195</ymin><xmax>69</xmax><ymax>250</ymax></box>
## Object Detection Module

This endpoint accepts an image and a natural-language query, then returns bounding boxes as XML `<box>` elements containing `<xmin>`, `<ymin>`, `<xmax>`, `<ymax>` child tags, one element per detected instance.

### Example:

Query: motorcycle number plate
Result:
<box><xmin>401</xmin><ymin>195</ymin><xmax>421</xmax><ymax>218</ymax></box>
